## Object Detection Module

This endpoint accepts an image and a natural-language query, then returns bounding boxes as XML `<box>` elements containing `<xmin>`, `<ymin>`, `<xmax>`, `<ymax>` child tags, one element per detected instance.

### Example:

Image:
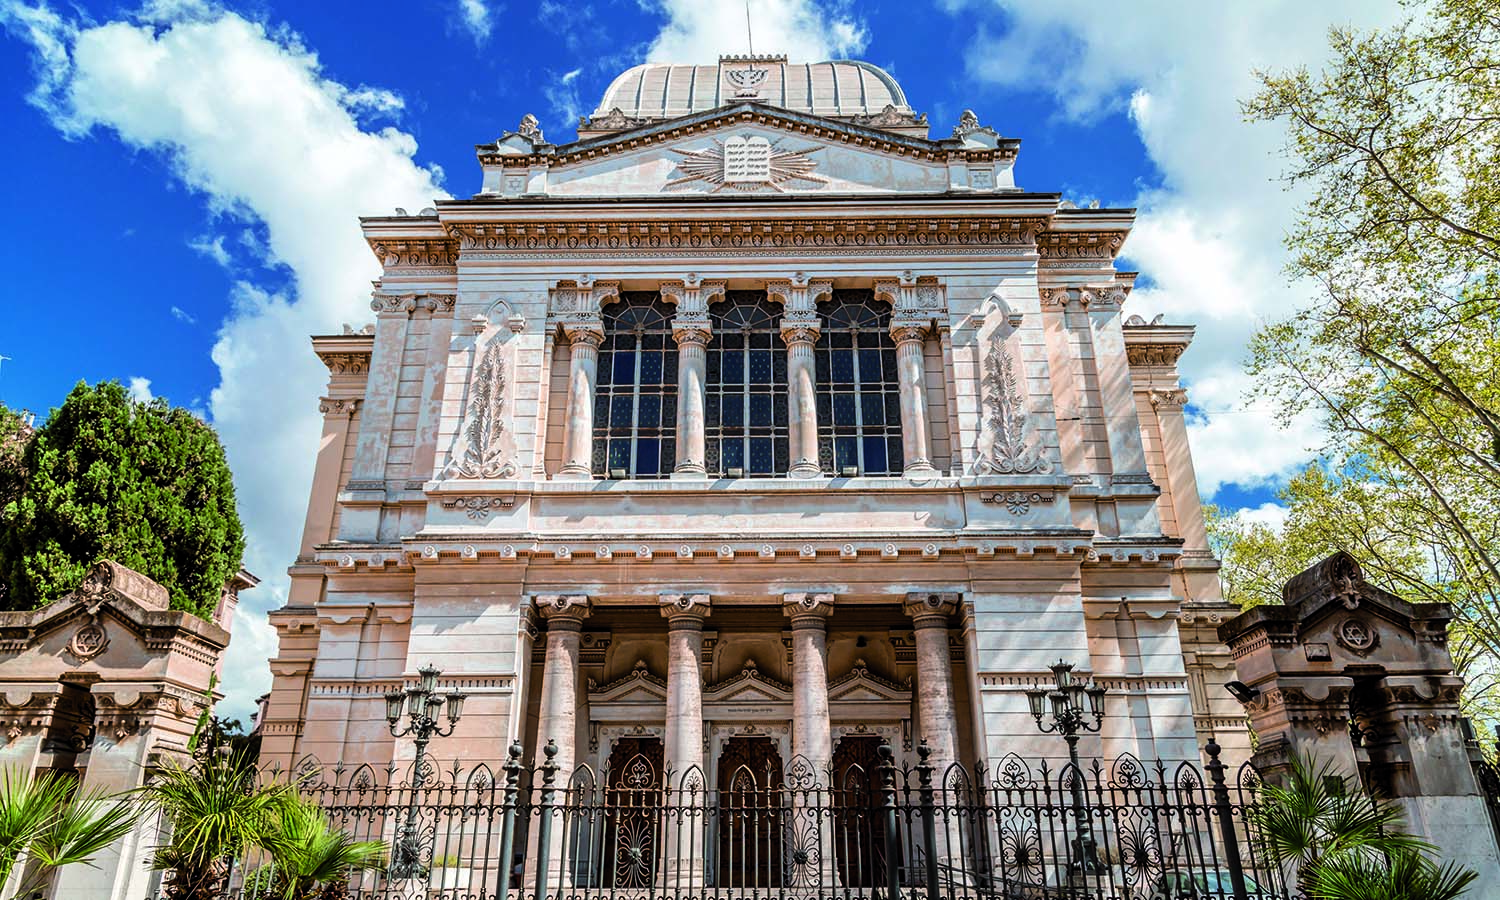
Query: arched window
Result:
<box><xmin>815</xmin><ymin>290</ymin><xmax>903</xmax><ymax>476</ymax></box>
<box><xmin>592</xmin><ymin>293</ymin><xmax>677</xmax><ymax>477</ymax></box>
<box><xmin>706</xmin><ymin>292</ymin><xmax>788</xmax><ymax>477</ymax></box>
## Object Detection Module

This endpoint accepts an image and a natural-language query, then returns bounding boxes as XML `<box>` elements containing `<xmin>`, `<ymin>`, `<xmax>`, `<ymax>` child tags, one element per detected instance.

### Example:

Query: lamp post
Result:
<box><xmin>1025</xmin><ymin>659</ymin><xmax>1107</xmax><ymax>874</ymax></box>
<box><xmin>384</xmin><ymin>664</ymin><xmax>467</xmax><ymax>880</ymax></box>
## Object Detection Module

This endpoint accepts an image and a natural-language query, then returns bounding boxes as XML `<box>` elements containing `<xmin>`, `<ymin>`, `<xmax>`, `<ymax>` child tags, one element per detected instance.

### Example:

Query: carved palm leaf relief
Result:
<box><xmin>445</xmin><ymin>341</ymin><xmax>518</xmax><ymax>479</ymax></box>
<box><xmin>975</xmin><ymin>329</ymin><xmax>1051</xmax><ymax>475</ymax></box>
<box><xmin>665</xmin><ymin>136</ymin><xmax>827</xmax><ymax>192</ymax></box>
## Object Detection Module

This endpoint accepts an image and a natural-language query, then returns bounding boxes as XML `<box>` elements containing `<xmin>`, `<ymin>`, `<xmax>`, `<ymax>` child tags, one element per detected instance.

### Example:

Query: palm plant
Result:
<box><xmin>1247</xmin><ymin>753</ymin><xmax>1472</xmax><ymax>898</ymax></box>
<box><xmin>1314</xmin><ymin>847</ymin><xmax>1477</xmax><ymax>900</ymax></box>
<box><xmin>143</xmin><ymin>750</ymin><xmax>294</xmax><ymax>900</ymax></box>
<box><xmin>0</xmin><ymin>767</ymin><xmax>137</xmax><ymax>899</ymax></box>
<box><xmin>257</xmin><ymin>796</ymin><xmax>385</xmax><ymax>900</ymax></box>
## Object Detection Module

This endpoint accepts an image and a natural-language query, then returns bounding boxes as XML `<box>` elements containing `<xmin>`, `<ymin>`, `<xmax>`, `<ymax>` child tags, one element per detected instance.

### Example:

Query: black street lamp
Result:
<box><xmin>384</xmin><ymin>664</ymin><xmax>467</xmax><ymax>880</ymax></box>
<box><xmin>1025</xmin><ymin>659</ymin><xmax>1107</xmax><ymax>874</ymax></box>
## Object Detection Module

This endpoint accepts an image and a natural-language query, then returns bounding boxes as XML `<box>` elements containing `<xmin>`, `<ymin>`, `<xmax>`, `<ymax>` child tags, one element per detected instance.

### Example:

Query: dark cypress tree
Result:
<box><xmin>0</xmin><ymin>381</ymin><xmax>245</xmax><ymax>618</ymax></box>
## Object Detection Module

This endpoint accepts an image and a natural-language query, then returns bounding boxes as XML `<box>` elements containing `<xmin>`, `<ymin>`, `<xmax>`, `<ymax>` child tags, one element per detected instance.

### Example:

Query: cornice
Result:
<box><xmin>1034</xmin><ymin>229</ymin><xmax>1128</xmax><ymax>260</ymax></box>
<box><xmin>445</xmin><ymin>215</ymin><xmax>1049</xmax><ymax>258</ymax></box>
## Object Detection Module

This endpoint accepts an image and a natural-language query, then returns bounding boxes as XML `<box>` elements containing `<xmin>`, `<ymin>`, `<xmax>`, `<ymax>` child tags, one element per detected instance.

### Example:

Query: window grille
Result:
<box><xmin>815</xmin><ymin>290</ymin><xmax>903</xmax><ymax>476</ymax></box>
<box><xmin>705</xmin><ymin>292</ymin><xmax>789</xmax><ymax>477</ymax></box>
<box><xmin>592</xmin><ymin>292</ymin><xmax>678</xmax><ymax>478</ymax></box>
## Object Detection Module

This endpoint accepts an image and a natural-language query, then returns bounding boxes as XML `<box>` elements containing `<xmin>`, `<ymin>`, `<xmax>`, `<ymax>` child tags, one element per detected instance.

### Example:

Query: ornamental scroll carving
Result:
<box><xmin>973</xmin><ymin>323</ymin><xmax>1051</xmax><ymax>476</ymax></box>
<box><xmin>443</xmin><ymin>340</ymin><xmax>517</xmax><ymax>479</ymax></box>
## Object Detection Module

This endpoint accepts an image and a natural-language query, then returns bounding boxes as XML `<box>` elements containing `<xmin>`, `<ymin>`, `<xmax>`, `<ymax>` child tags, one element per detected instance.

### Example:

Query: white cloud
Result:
<box><xmin>127</xmin><ymin>376</ymin><xmax>154</xmax><ymax>403</ymax></box>
<box><xmin>1237</xmin><ymin>501</ymin><xmax>1290</xmax><ymax>533</ymax></box>
<box><xmin>170</xmin><ymin>304</ymin><xmax>197</xmax><ymax>324</ymax></box>
<box><xmin>189</xmin><ymin>233</ymin><xmax>232</xmax><ymax>268</ymax></box>
<box><xmin>645</xmin><ymin>0</ymin><xmax>867</xmax><ymax>62</ymax></box>
<box><xmin>457</xmin><ymin>0</ymin><xmax>491</xmax><ymax>44</ymax></box>
<box><xmin>2</xmin><ymin>1</ymin><xmax>447</xmax><ymax>721</ymax></box>
<box><xmin>948</xmin><ymin>1</ymin><xmax>1406</xmax><ymax>503</ymax></box>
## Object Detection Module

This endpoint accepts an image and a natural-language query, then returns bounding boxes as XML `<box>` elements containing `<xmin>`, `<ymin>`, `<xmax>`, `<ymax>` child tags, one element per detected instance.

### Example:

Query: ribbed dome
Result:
<box><xmin>593</xmin><ymin>56</ymin><xmax>913</xmax><ymax>122</ymax></box>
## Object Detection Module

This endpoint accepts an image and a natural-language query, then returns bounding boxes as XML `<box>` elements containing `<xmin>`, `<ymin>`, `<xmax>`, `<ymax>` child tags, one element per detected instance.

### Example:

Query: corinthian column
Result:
<box><xmin>781</xmin><ymin>317</ymin><xmax>823</xmax><ymax>479</ymax></box>
<box><xmin>890</xmin><ymin>321</ymin><xmax>937</xmax><ymax>476</ymax></box>
<box><xmin>556</xmin><ymin>324</ymin><xmax>604</xmax><ymax>480</ymax></box>
<box><xmin>672</xmin><ymin>318</ymin><xmax>712</xmax><ymax>478</ymax></box>
<box><xmin>903</xmin><ymin>592</ymin><xmax>961</xmax><ymax>771</ymax></box>
<box><xmin>660</xmin><ymin>593</ymin><xmax>710</xmax><ymax>888</ymax></box>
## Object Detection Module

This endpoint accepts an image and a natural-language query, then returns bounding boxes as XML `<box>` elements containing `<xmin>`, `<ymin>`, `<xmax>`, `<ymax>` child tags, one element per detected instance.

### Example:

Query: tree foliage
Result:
<box><xmin>1240</xmin><ymin>0</ymin><xmax>1500</xmax><ymax>711</ymax></box>
<box><xmin>0</xmin><ymin>381</ymin><xmax>244</xmax><ymax>618</ymax></box>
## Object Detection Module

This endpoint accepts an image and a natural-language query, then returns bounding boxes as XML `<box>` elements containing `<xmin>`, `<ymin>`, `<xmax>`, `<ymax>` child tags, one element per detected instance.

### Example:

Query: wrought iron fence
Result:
<box><xmin>211</xmin><ymin>739</ymin><xmax>1290</xmax><ymax>900</ymax></box>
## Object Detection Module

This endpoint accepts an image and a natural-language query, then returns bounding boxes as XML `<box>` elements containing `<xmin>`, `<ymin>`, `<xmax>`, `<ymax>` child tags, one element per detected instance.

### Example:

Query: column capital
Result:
<box><xmin>562</xmin><ymin>322</ymin><xmax>605</xmax><ymax>348</ymax></box>
<box><xmin>660</xmin><ymin>278</ymin><xmax>726</xmax><ymax>315</ymax></box>
<box><xmin>534</xmin><ymin>594</ymin><xmax>591</xmax><ymax>627</ymax></box>
<box><xmin>889</xmin><ymin>319</ymin><xmax>931</xmax><ymax>344</ymax></box>
<box><xmin>768</xmin><ymin>277</ymin><xmax>833</xmax><ymax>314</ymax></box>
<box><xmin>672</xmin><ymin>315</ymin><xmax>713</xmax><ymax>347</ymax></box>
<box><xmin>1149</xmin><ymin>388</ymin><xmax>1189</xmax><ymax>408</ymax></box>
<box><xmin>780</xmin><ymin>316</ymin><xmax>821</xmax><ymax>346</ymax></box>
<box><xmin>783</xmin><ymin>592</ymin><xmax>835</xmax><ymax>625</ymax></box>
<box><xmin>903</xmin><ymin>591</ymin><xmax>960</xmax><ymax>627</ymax></box>
<box><xmin>660</xmin><ymin>593</ymin><xmax>711</xmax><ymax>625</ymax></box>
<box><xmin>318</xmin><ymin>397</ymin><xmax>361</xmax><ymax>417</ymax></box>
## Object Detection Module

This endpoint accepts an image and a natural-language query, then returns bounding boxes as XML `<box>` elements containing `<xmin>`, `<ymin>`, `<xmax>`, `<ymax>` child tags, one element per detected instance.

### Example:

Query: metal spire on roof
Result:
<box><xmin>746</xmin><ymin>0</ymin><xmax>754</xmax><ymax>56</ymax></box>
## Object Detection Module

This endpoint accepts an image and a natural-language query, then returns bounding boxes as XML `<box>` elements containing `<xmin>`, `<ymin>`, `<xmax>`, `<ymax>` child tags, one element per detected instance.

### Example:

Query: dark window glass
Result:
<box><xmin>590</xmin><ymin>292</ymin><xmax>679</xmax><ymax>478</ymax></box>
<box><xmin>705</xmin><ymin>292</ymin><xmax>789</xmax><ymax>477</ymax></box>
<box><xmin>813</xmin><ymin>290</ymin><xmax>905</xmax><ymax>475</ymax></box>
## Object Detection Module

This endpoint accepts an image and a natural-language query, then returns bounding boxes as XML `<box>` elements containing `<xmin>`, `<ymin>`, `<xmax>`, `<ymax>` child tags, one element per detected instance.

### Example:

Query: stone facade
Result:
<box><xmin>0</xmin><ymin>559</ymin><xmax>250</xmax><ymax>900</ymax></box>
<box><xmin>261</xmin><ymin>57</ymin><xmax>1232</xmax><ymax>787</ymax></box>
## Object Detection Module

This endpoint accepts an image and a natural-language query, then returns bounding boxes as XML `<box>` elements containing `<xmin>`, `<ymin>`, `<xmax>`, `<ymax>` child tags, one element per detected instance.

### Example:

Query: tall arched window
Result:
<box><xmin>815</xmin><ymin>290</ymin><xmax>903</xmax><ymax>475</ymax></box>
<box><xmin>706</xmin><ymin>292</ymin><xmax>788</xmax><ymax>476</ymax></box>
<box><xmin>592</xmin><ymin>292</ymin><xmax>677</xmax><ymax>477</ymax></box>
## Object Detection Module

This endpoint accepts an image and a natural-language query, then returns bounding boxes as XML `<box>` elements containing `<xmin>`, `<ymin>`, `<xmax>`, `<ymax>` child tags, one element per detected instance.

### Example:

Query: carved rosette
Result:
<box><xmin>443</xmin><ymin>341</ymin><xmax>518</xmax><ymax>479</ymax></box>
<box><xmin>659</xmin><ymin>593</ymin><xmax>711</xmax><ymax>627</ymax></box>
<box><xmin>973</xmin><ymin>329</ymin><xmax>1052</xmax><ymax>476</ymax></box>
<box><xmin>782</xmin><ymin>592</ymin><xmax>835</xmax><ymax>627</ymax></box>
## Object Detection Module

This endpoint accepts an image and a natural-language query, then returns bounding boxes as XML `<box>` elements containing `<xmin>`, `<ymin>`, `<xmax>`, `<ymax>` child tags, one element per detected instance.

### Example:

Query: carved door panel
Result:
<box><xmin>833</xmin><ymin>735</ymin><xmax>887</xmax><ymax>887</ymax></box>
<box><xmin>604</xmin><ymin>737</ymin><xmax>664</xmax><ymax>888</ymax></box>
<box><xmin>717</xmin><ymin>736</ymin><xmax>784</xmax><ymax>888</ymax></box>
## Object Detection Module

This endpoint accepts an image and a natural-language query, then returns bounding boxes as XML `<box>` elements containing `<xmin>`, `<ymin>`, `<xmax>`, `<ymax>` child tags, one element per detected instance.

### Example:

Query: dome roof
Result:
<box><xmin>593</xmin><ymin>56</ymin><xmax>914</xmax><ymax>122</ymax></box>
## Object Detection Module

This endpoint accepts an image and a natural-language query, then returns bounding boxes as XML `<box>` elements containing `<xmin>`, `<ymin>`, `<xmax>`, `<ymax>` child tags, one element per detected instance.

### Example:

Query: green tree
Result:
<box><xmin>0</xmin><ymin>768</ymin><xmax>138</xmax><ymax>900</ymax></box>
<box><xmin>0</xmin><ymin>381</ymin><xmax>244</xmax><ymax>618</ymax></box>
<box><xmin>0</xmin><ymin>407</ymin><xmax>30</xmax><ymax>521</ymax></box>
<box><xmin>1240</xmin><ymin>0</ymin><xmax>1500</xmax><ymax>710</ymax></box>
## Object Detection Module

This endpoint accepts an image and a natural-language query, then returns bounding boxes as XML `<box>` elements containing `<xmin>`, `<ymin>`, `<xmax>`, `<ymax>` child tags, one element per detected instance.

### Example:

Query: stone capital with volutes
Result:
<box><xmin>562</xmin><ymin>321</ymin><xmax>605</xmax><ymax>348</ymax></box>
<box><xmin>660</xmin><ymin>593</ymin><xmax>711</xmax><ymax>627</ymax></box>
<box><xmin>534</xmin><ymin>594</ymin><xmax>591</xmax><ymax>630</ymax></box>
<box><xmin>903</xmin><ymin>591</ymin><xmax>960</xmax><ymax>629</ymax></box>
<box><xmin>780</xmin><ymin>315</ymin><xmax>821</xmax><ymax>346</ymax></box>
<box><xmin>318</xmin><ymin>397</ymin><xmax>361</xmax><ymax>417</ymax></box>
<box><xmin>889</xmin><ymin>318</ymin><xmax>931</xmax><ymax>344</ymax></box>
<box><xmin>660</xmin><ymin>277</ymin><xmax>726</xmax><ymax>316</ymax></box>
<box><xmin>767</xmin><ymin>276</ymin><xmax>833</xmax><ymax>314</ymax></box>
<box><xmin>672</xmin><ymin>314</ymin><xmax>713</xmax><ymax>348</ymax></box>
<box><xmin>783</xmin><ymin>592</ymin><xmax>835</xmax><ymax>628</ymax></box>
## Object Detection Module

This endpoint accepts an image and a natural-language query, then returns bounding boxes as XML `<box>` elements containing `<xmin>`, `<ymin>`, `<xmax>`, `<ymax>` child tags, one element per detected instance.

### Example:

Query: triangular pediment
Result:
<box><xmin>703</xmin><ymin>661</ymin><xmax>793</xmax><ymax>703</ymax></box>
<box><xmin>828</xmin><ymin>661</ymin><xmax>912</xmax><ymax>703</ymax></box>
<box><xmin>481</xmin><ymin>104</ymin><xmax>1014</xmax><ymax>199</ymax></box>
<box><xmin>588</xmin><ymin>660</ymin><xmax>668</xmax><ymax>704</ymax></box>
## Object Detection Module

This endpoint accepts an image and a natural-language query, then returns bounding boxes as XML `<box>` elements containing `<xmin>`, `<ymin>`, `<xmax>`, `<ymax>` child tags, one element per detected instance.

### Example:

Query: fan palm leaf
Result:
<box><xmin>1314</xmin><ymin>847</ymin><xmax>1477</xmax><ymax>900</ymax></box>
<box><xmin>260</xmin><ymin>796</ymin><xmax>384</xmax><ymax>900</ymax></box>
<box><xmin>0</xmin><ymin>767</ymin><xmax>138</xmax><ymax>899</ymax></box>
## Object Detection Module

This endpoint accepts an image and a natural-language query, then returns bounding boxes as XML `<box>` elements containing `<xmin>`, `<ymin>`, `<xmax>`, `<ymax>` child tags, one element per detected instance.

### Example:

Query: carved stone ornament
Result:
<box><xmin>534</xmin><ymin>594</ymin><xmax>590</xmax><ymax>620</ymax></box>
<box><xmin>440</xmin><ymin>496</ymin><xmax>512</xmax><ymax>520</ymax></box>
<box><xmin>581</xmin><ymin>107</ymin><xmax>647</xmax><ymax>132</ymax></box>
<box><xmin>68</xmin><ymin>619</ymin><xmax>108</xmax><ymax>662</ymax></box>
<box><xmin>980</xmin><ymin>489</ymin><xmax>1055</xmax><ymax>514</ymax></box>
<box><xmin>517</xmin><ymin>113</ymin><xmax>544</xmax><ymax>141</ymax></box>
<box><xmin>973</xmin><ymin>329</ymin><xmax>1052</xmax><ymax>475</ymax></box>
<box><xmin>443</xmin><ymin>341</ymin><xmax>518</xmax><ymax>479</ymax></box>
<box><xmin>660</xmin><ymin>593</ymin><xmax>711</xmax><ymax>620</ymax></box>
<box><xmin>852</xmin><ymin>104</ymin><xmax>928</xmax><ymax>129</ymax></box>
<box><xmin>783</xmin><ymin>592</ymin><xmax>835</xmax><ymax>621</ymax></box>
<box><xmin>952</xmin><ymin>109</ymin><xmax>982</xmax><ymax>138</ymax></box>
<box><xmin>1336</xmin><ymin>618</ymin><xmax>1379</xmax><ymax>655</ymax></box>
<box><xmin>666</xmin><ymin>136</ymin><xmax>827</xmax><ymax>192</ymax></box>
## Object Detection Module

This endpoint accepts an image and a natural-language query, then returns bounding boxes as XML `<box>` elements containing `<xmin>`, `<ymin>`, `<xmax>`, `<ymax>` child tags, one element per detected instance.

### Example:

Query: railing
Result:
<box><xmin>211</xmin><ymin>740</ymin><xmax>1291</xmax><ymax>900</ymax></box>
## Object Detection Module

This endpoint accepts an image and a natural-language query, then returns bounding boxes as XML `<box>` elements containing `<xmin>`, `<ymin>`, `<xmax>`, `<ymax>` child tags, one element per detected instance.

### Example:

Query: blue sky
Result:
<box><xmin>0</xmin><ymin>0</ymin><xmax>1401</xmax><ymax>719</ymax></box>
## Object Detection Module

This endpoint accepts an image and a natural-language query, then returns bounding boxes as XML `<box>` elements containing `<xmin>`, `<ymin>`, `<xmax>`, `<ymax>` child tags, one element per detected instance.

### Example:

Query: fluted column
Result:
<box><xmin>672</xmin><ymin>318</ymin><xmax>712</xmax><ymax>478</ymax></box>
<box><xmin>783</xmin><ymin>593</ymin><xmax>835</xmax><ymax>772</ymax></box>
<box><xmin>904</xmin><ymin>592</ymin><xmax>961</xmax><ymax>771</ymax></box>
<box><xmin>556</xmin><ymin>324</ymin><xmax>604</xmax><ymax>480</ymax></box>
<box><xmin>890</xmin><ymin>321</ymin><xmax>937</xmax><ymax>476</ymax></box>
<box><xmin>660</xmin><ymin>593</ymin><xmax>710</xmax><ymax>887</ymax></box>
<box><xmin>781</xmin><ymin>317</ymin><xmax>822</xmax><ymax>478</ymax></box>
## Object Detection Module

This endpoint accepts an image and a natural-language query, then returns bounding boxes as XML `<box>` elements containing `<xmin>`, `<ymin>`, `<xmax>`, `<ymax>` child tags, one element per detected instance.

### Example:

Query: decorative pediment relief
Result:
<box><xmin>588</xmin><ymin>660</ymin><xmax>668</xmax><ymax>704</ymax></box>
<box><xmin>828</xmin><ymin>660</ymin><xmax>912</xmax><ymax>703</ymax></box>
<box><xmin>703</xmin><ymin>660</ymin><xmax>792</xmax><ymax>703</ymax></box>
